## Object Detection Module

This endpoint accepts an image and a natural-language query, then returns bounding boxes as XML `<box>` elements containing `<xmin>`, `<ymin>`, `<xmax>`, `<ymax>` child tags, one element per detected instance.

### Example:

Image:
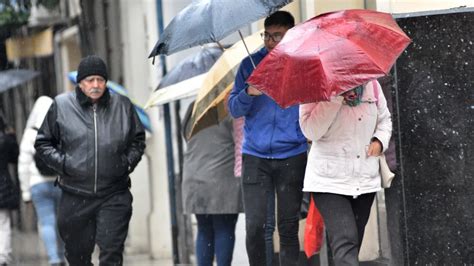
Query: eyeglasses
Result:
<box><xmin>260</xmin><ymin>32</ymin><xmax>284</xmax><ymax>42</ymax></box>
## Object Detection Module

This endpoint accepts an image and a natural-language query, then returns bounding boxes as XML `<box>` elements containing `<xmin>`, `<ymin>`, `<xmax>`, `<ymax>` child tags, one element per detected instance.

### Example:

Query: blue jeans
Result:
<box><xmin>195</xmin><ymin>214</ymin><xmax>238</xmax><ymax>266</ymax></box>
<box><xmin>31</xmin><ymin>181</ymin><xmax>65</xmax><ymax>264</ymax></box>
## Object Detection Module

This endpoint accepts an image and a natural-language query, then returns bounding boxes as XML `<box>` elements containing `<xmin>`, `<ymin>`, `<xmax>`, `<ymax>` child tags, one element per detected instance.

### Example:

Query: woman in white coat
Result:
<box><xmin>299</xmin><ymin>80</ymin><xmax>392</xmax><ymax>265</ymax></box>
<box><xmin>18</xmin><ymin>96</ymin><xmax>65</xmax><ymax>266</ymax></box>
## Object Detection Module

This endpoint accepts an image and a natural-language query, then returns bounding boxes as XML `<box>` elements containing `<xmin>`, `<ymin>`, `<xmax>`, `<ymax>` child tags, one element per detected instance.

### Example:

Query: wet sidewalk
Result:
<box><xmin>8</xmin><ymin>210</ymin><xmax>249</xmax><ymax>266</ymax></box>
<box><xmin>11</xmin><ymin>229</ymin><xmax>174</xmax><ymax>266</ymax></box>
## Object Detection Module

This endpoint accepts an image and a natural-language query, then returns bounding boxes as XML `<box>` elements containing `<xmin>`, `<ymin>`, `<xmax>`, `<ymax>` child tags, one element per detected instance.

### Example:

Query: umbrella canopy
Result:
<box><xmin>157</xmin><ymin>45</ymin><xmax>224</xmax><ymax>89</ymax></box>
<box><xmin>145</xmin><ymin>45</ymin><xmax>225</xmax><ymax>107</ymax></box>
<box><xmin>148</xmin><ymin>0</ymin><xmax>291</xmax><ymax>56</ymax></box>
<box><xmin>67</xmin><ymin>72</ymin><xmax>153</xmax><ymax>132</ymax></box>
<box><xmin>184</xmin><ymin>31</ymin><xmax>264</xmax><ymax>139</ymax></box>
<box><xmin>0</xmin><ymin>69</ymin><xmax>40</xmax><ymax>93</ymax></box>
<box><xmin>247</xmin><ymin>9</ymin><xmax>411</xmax><ymax>108</ymax></box>
<box><xmin>145</xmin><ymin>73</ymin><xmax>206</xmax><ymax>108</ymax></box>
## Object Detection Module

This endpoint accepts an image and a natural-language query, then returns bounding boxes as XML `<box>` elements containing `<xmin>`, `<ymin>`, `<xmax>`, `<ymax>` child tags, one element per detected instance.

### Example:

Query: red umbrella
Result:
<box><xmin>247</xmin><ymin>9</ymin><xmax>411</xmax><ymax>108</ymax></box>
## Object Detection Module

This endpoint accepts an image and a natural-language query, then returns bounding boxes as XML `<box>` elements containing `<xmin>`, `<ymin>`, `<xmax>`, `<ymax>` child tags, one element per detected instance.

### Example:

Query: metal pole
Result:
<box><xmin>156</xmin><ymin>0</ymin><xmax>179</xmax><ymax>264</ymax></box>
<box><xmin>393</xmin><ymin>64</ymin><xmax>410</xmax><ymax>265</ymax></box>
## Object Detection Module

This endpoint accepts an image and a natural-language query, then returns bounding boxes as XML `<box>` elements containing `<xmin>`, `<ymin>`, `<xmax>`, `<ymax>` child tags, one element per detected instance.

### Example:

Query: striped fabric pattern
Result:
<box><xmin>233</xmin><ymin>117</ymin><xmax>245</xmax><ymax>177</ymax></box>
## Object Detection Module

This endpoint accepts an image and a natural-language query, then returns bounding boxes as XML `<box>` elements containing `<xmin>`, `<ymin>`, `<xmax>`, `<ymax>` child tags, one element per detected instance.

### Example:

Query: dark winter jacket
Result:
<box><xmin>35</xmin><ymin>87</ymin><xmax>146</xmax><ymax>197</ymax></box>
<box><xmin>0</xmin><ymin>132</ymin><xmax>20</xmax><ymax>209</ymax></box>
<box><xmin>228</xmin><ymin>47</ymin><xmax>307</xmax><ymax>159</ymax></box>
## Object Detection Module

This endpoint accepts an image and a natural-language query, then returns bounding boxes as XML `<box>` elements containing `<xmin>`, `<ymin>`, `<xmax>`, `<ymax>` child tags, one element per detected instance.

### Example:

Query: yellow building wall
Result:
<box><xmin>283</xmin><ymin>0</ymin><xmax>303</xmax><ymax>23</ymax></box>
<box><xmin>313</xmin><ymin>0</ymin><xmax>365</xmax><ymax>15</ymax></box>
<box><xmin>5</xmin><ymin>28</ymin><xmax>53</xmax><ymax>61</ymax></box>
<box><xmin>298</xmin><ymin>0</ymin><xmax>366</xmax><ymax>21</ymax></box>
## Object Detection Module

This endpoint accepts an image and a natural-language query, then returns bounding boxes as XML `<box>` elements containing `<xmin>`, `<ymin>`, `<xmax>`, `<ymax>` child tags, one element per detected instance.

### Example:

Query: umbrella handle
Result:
<box><xmin>238</xmin><ymin>30</ymin><xmax>257</xmax><ymax>69</ymax></box>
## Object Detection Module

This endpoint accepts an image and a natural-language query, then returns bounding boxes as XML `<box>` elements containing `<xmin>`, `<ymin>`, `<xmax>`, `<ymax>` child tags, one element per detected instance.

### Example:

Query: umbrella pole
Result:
<box><xmin>238</xmin><ymin>30</ymin><xmax>256</xmax><ymax>69</ymax></box>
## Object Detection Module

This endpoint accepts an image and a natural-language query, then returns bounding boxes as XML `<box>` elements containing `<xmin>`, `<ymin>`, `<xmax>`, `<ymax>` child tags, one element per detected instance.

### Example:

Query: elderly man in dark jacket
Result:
<box><xmin>35</xmin><ymin>55</ymin><xmax>146</xmax><ymax>266</ymax></box>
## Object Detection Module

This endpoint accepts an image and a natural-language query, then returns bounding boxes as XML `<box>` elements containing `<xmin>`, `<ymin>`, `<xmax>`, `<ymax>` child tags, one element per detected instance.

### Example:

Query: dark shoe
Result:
<box><xmin>51</xmin><ymin>262</ymin><xmax>66</xmax><ymax>266</ymax></box>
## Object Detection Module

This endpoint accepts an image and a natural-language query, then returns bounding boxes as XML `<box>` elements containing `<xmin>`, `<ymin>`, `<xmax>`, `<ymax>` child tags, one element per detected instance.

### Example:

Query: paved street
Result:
<box><xmin>11</xmin><ymin>229</ymin><xmax>175</xmax><ymax>266</ymax></box>
<box><xmin>10</xmin><ymin>213</ymin><xmax>249</xmax><ymax>266</ymax></box>
<box><xmin>8</xmin><ymin>201</ymin><xmax>388</xmax><ymax>266</ymax></box>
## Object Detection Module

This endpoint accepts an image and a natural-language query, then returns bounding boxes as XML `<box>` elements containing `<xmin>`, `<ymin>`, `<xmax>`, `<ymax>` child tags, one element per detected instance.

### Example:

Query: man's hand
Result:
<box><xmin>247</xmin><ymin>85</ymin><xmax>262</xmax><ymax>96</ymax></box>
<box><xmin>367</xmin><ymin>138</ymin><xmax>382</xmax><ymax>157</ymax></box>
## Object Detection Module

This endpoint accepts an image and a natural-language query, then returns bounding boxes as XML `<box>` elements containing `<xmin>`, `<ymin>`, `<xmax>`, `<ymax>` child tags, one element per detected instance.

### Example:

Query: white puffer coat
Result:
<box><xmin>299</xmin><ymin>81</ymin><xmax>392</xmax><ymax>196</ymax></box>
<box><xmin>18</xmin><ymin>96</ymin><xmax>55</xmax><ymax>201</ymax></box>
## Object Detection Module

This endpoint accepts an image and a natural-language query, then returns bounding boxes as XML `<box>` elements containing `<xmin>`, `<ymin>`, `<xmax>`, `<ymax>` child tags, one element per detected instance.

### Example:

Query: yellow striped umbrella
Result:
<box><xmin>184</xmin><ymin>31</ymin><xmax>263</xmax><ymax>140</ymax></box>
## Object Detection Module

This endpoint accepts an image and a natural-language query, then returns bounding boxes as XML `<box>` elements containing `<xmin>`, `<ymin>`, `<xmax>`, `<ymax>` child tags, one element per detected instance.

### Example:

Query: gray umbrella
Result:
<box><xmin>157</xmin><ymin>45</ymin><xmax>224</xmax><ymax>90</ymax></box>
<box><xmin>149</xmin><ymin>0</ymin><xmax>291</xmax><ymax>57</ymax></box>
<box><xmin>0</xmin><ymin>69</ymin><xmax>40</xmax><ymax>93</ymax></box>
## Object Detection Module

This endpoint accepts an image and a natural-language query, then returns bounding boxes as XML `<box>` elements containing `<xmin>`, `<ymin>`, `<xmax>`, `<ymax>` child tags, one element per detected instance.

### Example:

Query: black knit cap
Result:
<box><xmin>76</xmin><ymin>55</ymin><xmax>108</xmax><ymax>83</ymax></box>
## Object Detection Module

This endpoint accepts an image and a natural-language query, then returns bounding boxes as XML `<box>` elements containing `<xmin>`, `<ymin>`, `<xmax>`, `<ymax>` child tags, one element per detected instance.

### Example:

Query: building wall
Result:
<box><xmin>313</xmin><ymin>0</ymin><xmax>365</xmax><ymax>15</ymax></box>
<box><xmin>386</xmin><ymin>9</ymin><xmax>473</xmax><ymax>264</ymax></box>
<box><xmin>301</xmin><ymin>0</ymin><xmax>474</xmax><ymax>19</ymax></box>
<box><xmin>54</xmin><ymin>26</ymin><xmax>81</xmax><ymax>92</ymax></box>
<box><xmin>119</xmin><ymin>0</ymin><xmax>174</xmax><ymax>260</ymax></box>
<box><xmin>373</xmin><ymin>0</ymin><xmax>474</xmax><ymax>13</ymax></box>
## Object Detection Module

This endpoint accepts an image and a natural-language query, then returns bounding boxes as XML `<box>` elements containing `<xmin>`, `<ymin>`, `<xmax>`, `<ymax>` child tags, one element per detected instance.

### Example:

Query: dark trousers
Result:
<box><xmin>265</xmin><ymin>190</ymin><xmax>275</xmax><ymax>266</ymax></box>
<box><xmin>242</xmin><ymin>153</ymin><xmax>306</xmax><ymax>266</ymax></box>
<box><xmin>57</xmin><ymin>190</ymin><xmax>133</xmax><ymax>266</ymax></box>
<box><xmin>313</xmin><ymin>192</ymin><xmax>375</xmax><ymax>266</ymax></box>
<box><xmin>195</xmin><ymin>214</ymin><xmax>238</xmax><ymax>266</ymax></box>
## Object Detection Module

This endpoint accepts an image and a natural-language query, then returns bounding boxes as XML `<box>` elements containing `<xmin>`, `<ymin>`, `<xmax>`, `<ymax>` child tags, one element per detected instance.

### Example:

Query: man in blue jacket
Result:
<box><xmin>228</xmin><ymin>11</ymin><xmax>307</xmax><ymax>266</ymax></box>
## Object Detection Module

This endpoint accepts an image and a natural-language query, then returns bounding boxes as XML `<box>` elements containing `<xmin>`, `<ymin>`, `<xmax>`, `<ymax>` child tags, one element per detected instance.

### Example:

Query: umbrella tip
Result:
<box><xmin>148</xmin><ymin>45</ymin><xmax>159</xmax><ymax>59</ymax></box>
<box><xmin>148</xmin><ymin>43</ymin><xmax>168</xmax><ymax>60</ymax></box>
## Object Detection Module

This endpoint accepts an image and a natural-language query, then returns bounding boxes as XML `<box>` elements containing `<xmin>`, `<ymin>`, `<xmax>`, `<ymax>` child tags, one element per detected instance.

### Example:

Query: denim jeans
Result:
<box><xmin>0</xmin><ymin>210</ymin><xmax>11</xmax><ymax>264</ymax></box>
<box><xmin>313</xmin><ymin>192</ymin><xmax>375</xmax><ymax>266</ymax></box>
<box><xmin>31</xmin><ymin>181</ymin><xmax>65</xmax><ymax>264</ymax></box>
<box><xmin>242</xmin><ymin>153</ymin><xmax>306</xmax><ymax>266</ymax></box>
<box><xmin>195</xmin><ymin>214</ymin><xmax>238</xmax><ymax>266</ymax></box>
